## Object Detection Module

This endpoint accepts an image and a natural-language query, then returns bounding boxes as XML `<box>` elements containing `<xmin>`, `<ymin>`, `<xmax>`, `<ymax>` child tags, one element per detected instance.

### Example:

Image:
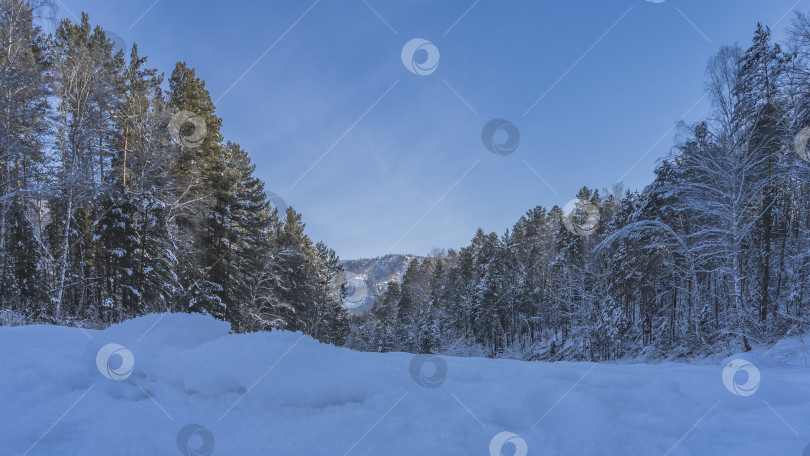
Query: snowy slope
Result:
<box><xmin>2</xmin><ymin>314</ymin><xmax>809</xmax><ymax>456</ymax></box>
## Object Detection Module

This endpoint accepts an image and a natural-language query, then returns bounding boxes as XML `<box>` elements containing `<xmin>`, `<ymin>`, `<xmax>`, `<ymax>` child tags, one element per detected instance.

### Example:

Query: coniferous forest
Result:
<box><xmin>347</xmin><ymin>21</ymin><xmax>810</xmax><ymax>361</ymax></box>
<box><xmin>3</xmin><ymin>0</ymin><xmax>810</xmax><ymax>363</ymax></box>
<box><xmin>0</xmin><ymin>1</ymin><xmax>350</xmax><ymax>343</ymax></box>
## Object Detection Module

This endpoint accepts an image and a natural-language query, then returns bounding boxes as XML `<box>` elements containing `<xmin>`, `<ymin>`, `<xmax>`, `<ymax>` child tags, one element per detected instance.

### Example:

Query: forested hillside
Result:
<box><xmin>341</xmin><ymin>254</ymin><xmax>420</xmax><ymax>313</ymax></box>
<box><xmin>348</xmin><ymin>21</ymin><xmax>810</xmax><ymax>361</ymax></box>
<box><xmin>0</xmin><ymin>1</ymin><xmax>350</xmax><ymax>343</ymax></box>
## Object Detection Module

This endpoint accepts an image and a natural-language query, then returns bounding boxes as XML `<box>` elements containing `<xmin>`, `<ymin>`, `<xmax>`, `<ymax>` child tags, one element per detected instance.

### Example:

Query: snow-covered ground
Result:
<box><xmin>2</xmin><ymin>314</ymin><xmax>809</xmax><ymax>455</ymax></box>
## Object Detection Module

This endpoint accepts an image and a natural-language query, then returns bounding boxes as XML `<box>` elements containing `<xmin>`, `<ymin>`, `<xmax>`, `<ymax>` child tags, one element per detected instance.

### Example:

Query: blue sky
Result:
<box><xmin>53</xmin><ymin>0</ymin><xmax>804</xmax><ymax>259</ymax></box>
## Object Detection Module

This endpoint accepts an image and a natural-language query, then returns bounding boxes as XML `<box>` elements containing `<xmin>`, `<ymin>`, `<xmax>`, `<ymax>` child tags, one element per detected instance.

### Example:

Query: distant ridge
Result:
<box><xmin>340</xmin><ymin>254</ymin><xmax>420</xmax><ymax>313</ymax></box>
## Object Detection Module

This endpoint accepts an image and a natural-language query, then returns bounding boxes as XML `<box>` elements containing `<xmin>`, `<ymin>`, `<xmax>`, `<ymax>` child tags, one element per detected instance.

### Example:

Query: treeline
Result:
<box><xmin>348</xmin><ymin>20</ymin><xmax>810</xmax><ymax>360</ymax></box>
<box><xmin>0</xmin><ymin>1</ymin><xmax>350</xmax><ymax>342</ymax></box>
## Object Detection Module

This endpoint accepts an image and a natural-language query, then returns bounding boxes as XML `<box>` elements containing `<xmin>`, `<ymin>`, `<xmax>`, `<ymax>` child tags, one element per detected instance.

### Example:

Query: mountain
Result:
<box><xmin>340</xmin><ymin>254</ymin><xmax>420</xmax><ymax>313</ymax></box>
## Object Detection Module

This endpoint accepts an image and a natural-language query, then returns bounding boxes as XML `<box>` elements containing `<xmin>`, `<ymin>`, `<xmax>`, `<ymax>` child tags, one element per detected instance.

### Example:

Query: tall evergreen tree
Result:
<box><xmin>0</xmin><ymin>0</ymin><xmax>51</xmax><ymax>313</ymax></box>
<box><xmin>48</xmin><ymin>13</ymin><xmax>124</xmax><ymax>318</ymax></box>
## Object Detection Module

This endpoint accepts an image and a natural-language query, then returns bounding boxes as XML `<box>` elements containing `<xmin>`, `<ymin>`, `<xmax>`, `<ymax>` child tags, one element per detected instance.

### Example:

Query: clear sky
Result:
<box><xmin>51</xmin><ymin>0</ymin><xmax>804</xmax><ymax>259</ymax></box>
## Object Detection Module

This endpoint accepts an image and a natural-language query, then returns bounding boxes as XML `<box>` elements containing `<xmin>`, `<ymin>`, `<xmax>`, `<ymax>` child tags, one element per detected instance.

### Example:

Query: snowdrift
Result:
<box><xmin>1</xmin><ymin>313</ymin><xmax>809</xmax><ymax>455</ymax></box>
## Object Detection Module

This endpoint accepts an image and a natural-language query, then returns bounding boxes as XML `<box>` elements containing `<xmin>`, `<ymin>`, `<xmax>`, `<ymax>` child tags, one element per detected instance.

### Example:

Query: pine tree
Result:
<box><xmin>166</xmin><ymin>61</ymin><xmax>224</xmax><ymax>315</ymax></box>
<box><xmin>736</xmin><ymin>24</ymin><xmax>790</xmax><ymax>326</ymax></box>
<box><xmin>312</xmin><ymin>241</ymin><xmax>350</xmax><ymax>345</ymax></box>
<box><xmin>0</xmin><ymin>0</ymin><xmax>51</xmax><ymax>315</ymax></box>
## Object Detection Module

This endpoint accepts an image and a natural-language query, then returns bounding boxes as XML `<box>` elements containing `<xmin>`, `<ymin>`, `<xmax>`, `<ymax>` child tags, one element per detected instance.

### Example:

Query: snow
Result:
<box><xmin>2</xmin><ymin>313</ymin><xmax>809</xmax><ymax>455</ymax></box>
